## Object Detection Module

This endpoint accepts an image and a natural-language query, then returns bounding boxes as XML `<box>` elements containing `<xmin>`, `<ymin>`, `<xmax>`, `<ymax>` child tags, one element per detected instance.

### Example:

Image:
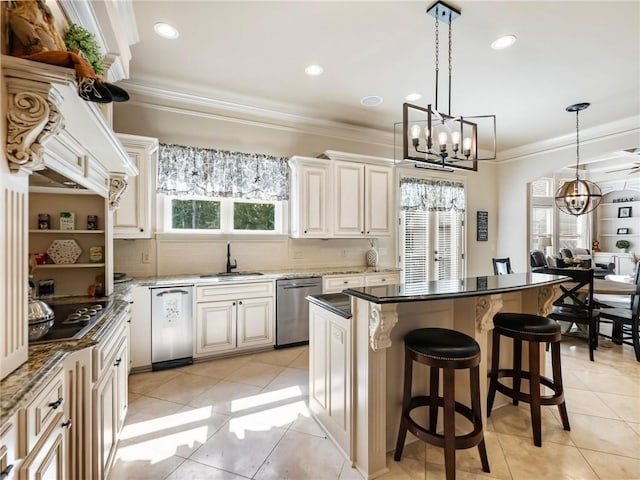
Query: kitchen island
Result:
<box><xmin>307</xmin><ymin>273</ymin><xmax>568</xmax><ymax>479</ymax></box>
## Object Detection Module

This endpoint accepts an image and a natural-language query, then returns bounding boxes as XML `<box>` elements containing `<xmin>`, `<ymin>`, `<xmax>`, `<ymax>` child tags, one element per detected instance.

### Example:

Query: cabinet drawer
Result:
<box><xmin>364</xmin><ymin>272</ymin><xmax>400</xmax><ymax>286</ymax></box>
<box><xmin>23</xmin><ymin>369</ymin><xmax>65</xmax><ymax>452</ymax></box>
<box><xmin>197</xmin><ymin>281</ymin><xmax>274</xmax><ymax>302</ymax></box>
<box><xmin>93</xmin><ymin>317</ymin><xmax>126</xmax><ymax>382</ymax></box>
<box><xmin>323</xmin><ymin>275</ymin><xmax>364</xmax><ymax>293</ymax></box>
<box><xmin>0</xmin><ymin>414</ymin><xmax>19</xmax><ymax>479</ymax></box>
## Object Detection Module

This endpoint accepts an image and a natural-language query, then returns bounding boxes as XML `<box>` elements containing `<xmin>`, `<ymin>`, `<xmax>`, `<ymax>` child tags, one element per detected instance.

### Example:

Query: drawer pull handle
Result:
<box><xmin>114</xmin><ymin>358</ymin><xmax>122</xmax><ymax>366</ymax></box>
<box><xmin>62</xmin><ymin>419</ymin><xmax>73</xmax><ymax>429</ymax></box>
<box><xmin>343</xmin><ymin>281</ymin><xmax>349</xmax><ymax>284</ymax></box>
<box><xmin>48</xmin><ymin>397</ymin><xmax>63</xmax><ymax>409</ymax></box>
<box><xmin>0</xmin><ymin>464</ymin><xmax>14</xmax><ymax>478</ymax></box>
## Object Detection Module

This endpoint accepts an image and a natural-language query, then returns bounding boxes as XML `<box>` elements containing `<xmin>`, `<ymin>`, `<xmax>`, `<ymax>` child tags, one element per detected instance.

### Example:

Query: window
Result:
<box><xmin>172</xmin><ymin>199</ymin><xmax>220</xmax><ymax>230</ymax></box>
<box><xmin>233</xmin><ymin>202</ymin><xmax>275</xmax><ymax>231</ymax></box>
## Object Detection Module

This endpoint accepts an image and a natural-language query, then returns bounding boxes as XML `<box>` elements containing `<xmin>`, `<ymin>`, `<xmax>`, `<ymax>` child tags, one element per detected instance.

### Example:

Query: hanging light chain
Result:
<box><xmin>434</xmin><ymin>9</ymin><xmax>440</xmax><ymax>112</ymax></box>
<box><xmin>448</xmin><ymin>11</ymin><xmax>452</xmax><ymax>116</ymax></box>
<box><xmin>575</xmin><ymin>109</ymin><xmax>581</xmax><ymax>181</ymax></box>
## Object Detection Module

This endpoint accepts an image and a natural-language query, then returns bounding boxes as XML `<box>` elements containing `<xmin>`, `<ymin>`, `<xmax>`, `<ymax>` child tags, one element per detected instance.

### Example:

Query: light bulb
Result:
<box><xmin>451</xmin><ymin>131</ymin><xmax>460</xmax><ymax>145</ymax></box>
<box><xmin>424</xmin><ymin>126</ymin><xmax>430</xmax><ymax>138</ymax></box>
<box><xmin>463</xmin><ymin>137</ymin><xmax>472</xmax><ymax>150</ymax></box>
<box><xmin>438</xmin><ymin>132</ymin><xmax>448</xmax><ymax>146</ymax></box>
<box><xmin>411</xmin><ymin>125</ymin><xmax>420</xmax><ymax>139</ymax></box>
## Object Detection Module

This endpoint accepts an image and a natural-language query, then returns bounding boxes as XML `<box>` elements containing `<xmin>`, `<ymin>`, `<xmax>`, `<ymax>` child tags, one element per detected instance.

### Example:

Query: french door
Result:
<box><xmin>400</xmin><ymin>209</ymin><xmax>465</xmax><ymax>283</ymax></box>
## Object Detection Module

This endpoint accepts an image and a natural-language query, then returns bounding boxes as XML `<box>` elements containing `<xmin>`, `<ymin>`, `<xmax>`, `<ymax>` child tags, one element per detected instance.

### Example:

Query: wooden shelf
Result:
<box><xmin>599</xmin><ymin>234</ymin><xmax>640</xmax><ymax>237</ymax></box>
<box><xmin>35</xmin><ymin>263</ymin><xmax>105</xmax><ymax>269</ymax></box>
<box><xmin>600</xmin><ymin>201</ymin><xmax>640</xmax><ymax>206</ymax></box>
<box><xmin>29</xmin><ymin>229</ymin><xmax>105</xmax><ymax>234</ymax></box>
<box><xmin>598</xmin><ymin>217</ymin><xmax>637</xmax><ymax>221</ymax></box>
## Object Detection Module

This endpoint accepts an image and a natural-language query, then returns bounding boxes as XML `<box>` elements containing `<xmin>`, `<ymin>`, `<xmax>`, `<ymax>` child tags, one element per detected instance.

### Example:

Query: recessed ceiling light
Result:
<box><xmin>406</xmin><ymin>93</ymin><xmax>422</xmax><ymax>102</ymax></box>
<box><xmin>305</xmin><ymin>64</ymin><xmax>324</xmax><ymax>76</ymax></box>
<box><xmin>154</xmin><ymin>22</ymin><xmax>179</xmax><ymax>40</ymax></box>
<box><xmin>361</xmin><ymin>95</ymin><xmax>383</xmax><ymax>107</ymax></box>
<box><xmin>491</xmin><ymin>34</ymin><xmax>517</xmax><ymax>50</ymax></box>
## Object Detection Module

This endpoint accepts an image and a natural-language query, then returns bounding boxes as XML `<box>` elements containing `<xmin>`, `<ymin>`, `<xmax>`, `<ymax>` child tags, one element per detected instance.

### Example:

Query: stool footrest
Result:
<box><xmin>492</xmin><ymin>369</ymin><xmax>565</xmax><ymax>406</ymax></box>
<box><xmin>404</xmin><ymin>395</ymin><xmax>484</xmax><ymax>450</ymax></box>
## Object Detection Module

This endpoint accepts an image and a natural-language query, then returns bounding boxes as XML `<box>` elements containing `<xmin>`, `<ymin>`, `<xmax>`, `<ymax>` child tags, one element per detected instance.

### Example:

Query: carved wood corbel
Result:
<box><xmin>538</xmin><ymin>284</ymin><xmax>559</xmax><ymax>317</ymax></box>
<box><xmin>369</xmin><ymin>303</ymin><xmax>398</xmax><ymax>351</ymax></box>
<box><xmin>109</xmin><ymin>174</ymin><xmax>128</xmax><ymax>210</ymax></box>
<box><xmin>6</xmin><ymin>90</ymin><xmax>63</xmax><ymax>173</ymax></box>
<box><xmin>475</xmin><ymin>294</ymin><xmax>503</xmax><ymax>332</ymax></box>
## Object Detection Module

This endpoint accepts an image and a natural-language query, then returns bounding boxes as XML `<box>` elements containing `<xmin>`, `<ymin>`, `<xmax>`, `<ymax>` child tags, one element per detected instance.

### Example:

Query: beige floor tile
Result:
<box><xmin>425</xmin><ymin>431</ymin><xmax>510</xmax><ymax>480</ymax></box>
<box><xmin>379</xmin><ymin>441</ymin><xmax>427</xmax><ymax>480</ymax></box>
<box><xmin>488</xmin><ymin>404</ymin><xmax>573</xmax><ymax>446</ymax></box>
<box><xmin>559</xmin><ymin>370</ymin><xmax>590</xmax><ymax>390</ymax></box>
<box><xmin>146</xmin><ymin>372</ymin><xmax>221</xmax><ymax>405</ymax></box>
<box><xmin>224</xmin><ymin>361</ymin><xmax>285</xmax><ymax>387</ymax></box>
<box><xmin>262</xmin><ymin>366</ymin><xmax>309</xmax><ymax>396</ymax></box>
<box><xmin>251</xmin><ymin>347</ymin><xmax>305</xmax><ymax>367</ymax></box>
<box><xmin>572</xmin><ymin>370</ymin><xmax>640</xmax><ymax>397</ymax></box>
<box><xmin>424</xmin><ymin>462</ymin><xmax>506</xmax><ymax>480</ymax></box>
<box><xmin>580</xmin><ymin>448</ymin><xmax>640</xmax><ymax>480</ymax></box>
<box><xmin>189</xmin><ymin>422</ymin><xmax>287</xmax><ymax>478</ymax></box>
<box><xmin>289</xmin><ymin>348</ymin><xmax>310</xmax><ymax>370</ymax></box>
<box><xmin>164</xmin><ymin>458</ymin><xmax>249</xmax><ymax>479</ymax></box>
<box><xmin>179</xmin><ymin>354</ymin><xmax>253</xmax><ymax>379</ymax></box>
<box><xmin>594</xmin><ymin>391</ymin><xmax>640</xmax><ymax>423</ymax></box>
<box><xmin>125</xmin><ymin>395</ymin><xmax>185</xmax><ymax>426</ymax></box>
<box><xmin>254</xmin><ymin>429</ymin><xmax>347</xmax><ymax>480</ymax></box>
<box><xmin>128</xmin><ymin>368</ymin><xmax>182</xmax><ymax>394</ymax></box>
<box><xmin>338</xmin><ymin>463</ymin><xmax>365</xmax><ymax>480</ymax></box>
<box><xmin>288</xmin><ymin>409</ymin><xmax>327</xmax><ymax>437</ymax></box>
<box><xmin>562</xmin><ymin>387</ymin><xmax>621</xmax><ymax>419</ymax></box>
<box><xmin>110</xmin><ymin>441</ymin><xmax>185</xmax><ymax>480</ymax></box>
<box><xmin>497</xmin><ymin>432</ymin><xmax>597</xmax><ymax>479</ymax></box>
<box><xmin>187</xmin><ymin>379</ymin><xmax>262</xmax><ymax>414</ymax></box>
<box><xmin>628</xmin><ymin>422</ymin><xmax>640</xmax><ymax>436</ymax></box>
<box><xmin>565</xmin><ymin>412</ymin><xmax>640</xmax><ymax>459</ymax></box>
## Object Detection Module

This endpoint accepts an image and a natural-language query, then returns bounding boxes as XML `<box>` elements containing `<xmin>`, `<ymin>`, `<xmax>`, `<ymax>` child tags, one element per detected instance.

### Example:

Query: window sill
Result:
<box><xmin>156</xmin><ymin>232</ymin><xmax>290</xmax><ymax>242</ymax></box>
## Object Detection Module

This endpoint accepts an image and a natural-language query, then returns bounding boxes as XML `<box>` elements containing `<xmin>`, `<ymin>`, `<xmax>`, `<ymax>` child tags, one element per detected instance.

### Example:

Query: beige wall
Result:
<box><xmin>113</xmin><ymin>101</ymin><xmax>499</xmax><ymax>278</ymax></box>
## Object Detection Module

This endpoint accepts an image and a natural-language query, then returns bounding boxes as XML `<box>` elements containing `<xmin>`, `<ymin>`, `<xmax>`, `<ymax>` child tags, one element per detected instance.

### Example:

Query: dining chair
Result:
<box><xmin>492</xmin><ymin>258</ymin><xmax>513</xmax><ymax>275</ymax></box>
<box><xmin>545</xmin><ymin>267</ymin><xmax>600</xmax><ymax>361</ymax></box>
<box><xmin>595</xmin><ymin>268</ymin><xmax>640</xmax><ymax>362</ymax></box>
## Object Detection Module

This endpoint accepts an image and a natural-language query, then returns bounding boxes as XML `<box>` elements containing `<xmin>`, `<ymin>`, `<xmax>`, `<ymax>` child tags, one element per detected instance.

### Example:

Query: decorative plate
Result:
<box><xmin>47</xmin><ymin>239</ymin><xmax>82</xmax><ymax>264</ymax></box>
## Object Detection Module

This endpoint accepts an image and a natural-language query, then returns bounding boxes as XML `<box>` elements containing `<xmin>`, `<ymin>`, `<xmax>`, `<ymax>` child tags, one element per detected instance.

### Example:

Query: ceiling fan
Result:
<box><xmin>605</xmin><ymin>147</ymin><xmax>640</xmax><ymax>174</ymax></box>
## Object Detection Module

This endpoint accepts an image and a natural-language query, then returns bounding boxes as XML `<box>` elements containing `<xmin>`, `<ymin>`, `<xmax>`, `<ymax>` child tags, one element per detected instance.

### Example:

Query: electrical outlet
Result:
<box><xmin>141</xmin><ymin>252</ymin><xmax>151</xmax><ymax>264</ymax></box>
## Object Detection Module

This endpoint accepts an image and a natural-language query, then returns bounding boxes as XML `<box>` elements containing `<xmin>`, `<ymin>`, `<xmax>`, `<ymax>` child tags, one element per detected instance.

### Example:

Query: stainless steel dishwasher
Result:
<box><xmin>150</xmin><ymin>285</ymin><xmax>194</xmax><ymax>370</ymax></box>
<box><xmin>276</xmin><ymin>277</ymin><xmax>322</xmax><ymax>347</ymax></box>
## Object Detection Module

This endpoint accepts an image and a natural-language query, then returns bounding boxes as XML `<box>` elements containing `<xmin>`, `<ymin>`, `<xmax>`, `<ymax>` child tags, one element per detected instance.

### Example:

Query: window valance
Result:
<box><xmin>157</xmin><ymin>144</ymin><xmax>290</xmax><ymax>201</ymax></box>
<box><xmin>400</xmin><ymin>177</ymin><xmax>465</xmax><ymax>212</ymax></box>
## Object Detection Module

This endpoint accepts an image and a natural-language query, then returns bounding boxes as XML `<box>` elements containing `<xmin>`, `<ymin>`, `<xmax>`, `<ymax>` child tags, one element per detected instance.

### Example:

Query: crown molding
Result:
<box><xmin>118</xmin><ymin>81</ymin><xmax>395</xmax><ymax>148</ymax></box>
<box><xmin>497</xmin><ymin>116</ymin><xmax>640</xmax><ymax>164</ymax></box>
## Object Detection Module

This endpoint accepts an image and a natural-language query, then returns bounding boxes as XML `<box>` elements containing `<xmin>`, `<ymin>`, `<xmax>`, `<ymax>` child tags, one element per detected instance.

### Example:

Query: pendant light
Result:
<box><xmin>554</xmin><ymin>102</ymin><xmax>602</xmax><ymax>216</ymax></box>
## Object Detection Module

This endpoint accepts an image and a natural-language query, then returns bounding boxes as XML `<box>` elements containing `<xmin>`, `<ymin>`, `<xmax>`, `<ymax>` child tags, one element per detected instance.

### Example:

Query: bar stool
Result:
<box><xmin>487</xmin><ymin>313</ymin><xmax>571</xmax><ymax>447</ymax></box>
<box><xmin>394</xmin><ymin>328</ymin><xmax>490</xmax><ymax>480</ymax></box>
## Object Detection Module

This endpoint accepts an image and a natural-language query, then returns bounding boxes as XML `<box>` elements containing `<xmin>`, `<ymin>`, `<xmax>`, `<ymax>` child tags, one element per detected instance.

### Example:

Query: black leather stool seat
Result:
<box><xmin>494</xmin><ymin>313</ymin><xmax>561</xmax><ymax>335</ymax></box>
<box><xmin>405</xmin><ymin>328</ymin><xmax>480</xmax><ymax>360</ymax></box>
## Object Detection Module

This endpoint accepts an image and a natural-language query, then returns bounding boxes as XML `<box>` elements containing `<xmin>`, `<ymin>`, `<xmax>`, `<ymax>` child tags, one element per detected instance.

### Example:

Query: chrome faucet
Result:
<box><xmin>226</xmin><ymin>241</ymin><xmax>237</xmax><ymax>273</ymax></box>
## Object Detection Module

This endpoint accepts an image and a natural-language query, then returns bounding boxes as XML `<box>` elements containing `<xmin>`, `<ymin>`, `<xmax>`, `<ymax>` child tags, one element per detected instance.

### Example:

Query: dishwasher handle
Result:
<box><xmin>155</xmin><ymin>289</ymin><xmax>191</xmax><ymax>296</ymax></box>
<box><xmin>281</xmin><ymin>284</ymin><xmax>320</xmax><ymax>290</ymax></box>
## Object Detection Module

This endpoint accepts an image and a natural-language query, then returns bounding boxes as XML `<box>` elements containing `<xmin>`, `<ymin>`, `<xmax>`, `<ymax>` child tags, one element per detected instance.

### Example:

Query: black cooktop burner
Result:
<box><xmin>30</xmin><ymin>301</ymin><xmax>112</xmax><ymax>344</ymax></box>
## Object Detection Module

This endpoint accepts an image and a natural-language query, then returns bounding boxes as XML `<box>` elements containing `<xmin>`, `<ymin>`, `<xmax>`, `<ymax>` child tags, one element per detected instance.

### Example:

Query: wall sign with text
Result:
<box><xmin>477</xmin><ymin>211</ymin><xmax>488</xmax><ymax>241</ymax></box>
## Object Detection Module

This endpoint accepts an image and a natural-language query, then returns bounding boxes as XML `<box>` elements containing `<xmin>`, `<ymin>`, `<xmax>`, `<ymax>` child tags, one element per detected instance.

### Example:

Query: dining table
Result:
<box><xmin>588</xmin><ymin>278</ymin><xmax>636</xmax><ymax>295</ymax></box>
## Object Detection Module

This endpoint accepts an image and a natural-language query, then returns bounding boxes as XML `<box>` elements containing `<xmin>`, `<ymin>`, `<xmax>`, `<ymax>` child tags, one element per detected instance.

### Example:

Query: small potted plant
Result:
<box><xmin>616</xmin><ymin>239</ymin><xmax>631</xmax><ymax>253</ymax></box>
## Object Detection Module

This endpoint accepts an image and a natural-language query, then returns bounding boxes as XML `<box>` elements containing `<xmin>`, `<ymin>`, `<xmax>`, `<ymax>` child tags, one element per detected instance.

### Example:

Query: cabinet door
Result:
<box><xmin>364</xmin><ymin>165</ymin><xmax>393</xmax><ymax>237</ymax></box>
<box><xmin>195</xmin><ymin>301</ymin><xmax>237</xmax><ymax>356</ymax></box>
<box><xmin>114</xmin><ymin>340</ymin><xmax>128</xmax><ymax>433</ymax></box>
<box><xmin>0</xmin><ymin>414</ymin><xmax>19</xmax><ymax>480</ymax></box>
<box><xmin>130</xmin><ymin>287</ymin><xmax>151</xmax><ymax>369</ymax></box>
<box><xmin>237</xmin><ymin>297</ymin><xmax>274</xmax><ymax>348</ymax></box>
<box><xmin>309</xmin><ymin>304</ymin><xmax>328</xmax><ymax>412</ymax></box>
<box><xmin>333</xmin><ymin>161</ymin><xmax>364</xmax><ymax>236</ymax></box>
<box><xmin>19</xmin><ymin>416</ymin><xmax>66</xmax><ymax>480</ymax></box>
<box><xmin>92</xmin><ymin>366</ymin><xmax>117</xmax><ymax>480</ymax></box>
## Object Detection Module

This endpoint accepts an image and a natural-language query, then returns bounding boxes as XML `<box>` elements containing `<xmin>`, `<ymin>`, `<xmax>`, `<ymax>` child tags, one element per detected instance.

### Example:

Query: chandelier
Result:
<box><xmin>402</xmin><ymin>1</ymin><xmax>496</xmax><ymax>172</ymax></box>
<box><xmin>554</xmin><ymin>102</ymin><xmax>602</xmax><ymax>216</ymax></box>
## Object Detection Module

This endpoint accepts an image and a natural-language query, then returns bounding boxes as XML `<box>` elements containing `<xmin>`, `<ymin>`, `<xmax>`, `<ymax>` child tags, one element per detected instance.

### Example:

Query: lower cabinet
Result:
<box><xmin>195</xmin><ymin>282</ymin><xmax>275</xmax><ymax>358</ymax></box>
<box><xmin>323</xmin><ymin>271</ymin><xmax>400</xmax><ymax>293</ymax></box>
<box><xmin>0</xmin><ymin>414</ymin><xmax>20</xmax><ymax>479</ymax></box>
<box><xmin>308</xmin><ymin>303</ymin><xmax>352</xmax><ymax>457</ymax></box>
<box><xmin>18</xmin><ymin>417</ymin><xmax>66</xmax><ymax>480</ymax></box>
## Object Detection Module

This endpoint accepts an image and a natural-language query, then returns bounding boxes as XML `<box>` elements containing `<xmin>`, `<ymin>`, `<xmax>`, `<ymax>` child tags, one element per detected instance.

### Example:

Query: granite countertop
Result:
<box><xmin>130</xmin><ymin>266</ymin><xmax>400</xmax><ymax>286</ymax></box>
<box><xmin>344</xmin><ymin>273</ymin><xmax>569</xmax><ymax>304</ymax></box>
<box><xmin>0</xmin><ymin>293</ymin><xmax>129</xmax><ymax>423</ymax></box>
<box><xmin>306</xmin><ymin>293</ymin><xmax>353</xmax><ymax>319</ymax></box>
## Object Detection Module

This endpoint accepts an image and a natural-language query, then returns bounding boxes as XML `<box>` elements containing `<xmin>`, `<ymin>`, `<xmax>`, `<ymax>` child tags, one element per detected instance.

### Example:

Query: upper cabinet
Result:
<box><xmin>113</xmin><ymin>134</ymin><xmax>159</xmax><ymax>239</ymax></box>
<box><xmin>289</xmin><ymin>157</ymin><xmax>332</xmax><ymax>238</ymax></box>
<box><xmin>289</xmin><ymin>152</ymin><xmax>393</xmax><ymax>239</ymax></box>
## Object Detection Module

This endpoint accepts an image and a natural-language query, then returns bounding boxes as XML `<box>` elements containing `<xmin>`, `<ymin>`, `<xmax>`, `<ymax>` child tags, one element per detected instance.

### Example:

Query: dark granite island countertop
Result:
<box><xmin>305</xmin><ymin>293</ymin><xmax>352</xmax><ymax>319</ymax></box>
<box><xmin>343</xmin><ymin>272</ymin><xmax>569</xmax><ymax>304</ymax></box>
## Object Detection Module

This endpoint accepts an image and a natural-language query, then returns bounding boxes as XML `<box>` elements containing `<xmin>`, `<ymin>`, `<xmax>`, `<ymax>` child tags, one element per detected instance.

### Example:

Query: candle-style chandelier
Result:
<box><xmin>554</xmin><ymin>102</ymin><xmax>602</xmax><ymax>216</ymax></box>
<box><xmin>402</xmin><ymin>1</ymin><xmax>496</xmax><ymax>172</ymax></box>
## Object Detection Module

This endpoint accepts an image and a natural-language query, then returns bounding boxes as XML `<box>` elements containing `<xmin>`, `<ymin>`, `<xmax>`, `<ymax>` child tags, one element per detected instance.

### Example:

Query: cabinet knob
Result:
<box><xmin>367</xmin><ymin>231</ymin><xmax>370</xmax><ymax>234</ymax></box>
<box><xmin>239</xmin><ymin>301</ymin><xmax>243</xmax><ymax>305</ymax></box>
<box><xmin>0</xmin><ymin>464</ymin><xmax>14</xmax><ymax>478</ymax></box>
<box><xmin>361</xmin><ymin>231</ymin><xmax>364</xmax><ymax>234</ymax></box>
<box><xmin>232</xmin><ymin>302</ymin><xmax>236</xmax><ymax>306</ymax></box>
<box><xmin>114</xmin><ymin>358</ymin><xmax>122</xmax><ymax>366</ymax></box>
<box><xmin>62</xmin><ymin>419</ymin><xmax>73</xmax><ymax>429</ymax></box>
<box><xmin>304</xmin><ymin>230</ymin><xmax>307</xmax><ymax>234</ymax></box>
<box><xmin>48</xmin><ymin>397</ymin><xmax>63</xmax><ymax>409</ymax></box>
<box><xmin>140</xmin><ymin>228</ymin><xmax>144</xmax><ymax>232</ymax></box>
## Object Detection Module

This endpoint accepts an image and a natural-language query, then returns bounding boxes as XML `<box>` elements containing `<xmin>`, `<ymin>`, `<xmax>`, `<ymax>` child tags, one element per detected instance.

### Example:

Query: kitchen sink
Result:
<box><xmin>200</xmin><ymin>272</ymin><xmax>264</xmax><ymax>278</ymax></box>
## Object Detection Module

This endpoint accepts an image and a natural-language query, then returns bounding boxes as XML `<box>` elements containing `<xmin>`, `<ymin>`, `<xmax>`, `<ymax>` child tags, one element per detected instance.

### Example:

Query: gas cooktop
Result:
<box><xmin>30</xmin><ymin>301</ymin><xmax>113</xmax><ymax>344</ymax></box>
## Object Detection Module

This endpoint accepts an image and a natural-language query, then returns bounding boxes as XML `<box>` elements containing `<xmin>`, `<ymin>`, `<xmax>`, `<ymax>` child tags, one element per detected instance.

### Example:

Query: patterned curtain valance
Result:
<box><xmin>400</xmin><ymin>177</ymin><xmax>466</xmax><ymax>212</ymax></box>
<box><xmin>157</xmin><ymin>143</ymin><xmax>290</xmax><ymax>201</ymax></box>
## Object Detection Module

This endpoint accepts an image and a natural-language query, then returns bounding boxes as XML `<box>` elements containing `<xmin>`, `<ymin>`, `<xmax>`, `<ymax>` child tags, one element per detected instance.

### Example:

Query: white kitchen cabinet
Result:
<box><xmin>308</xmin><ymin>302</ymin><xmax>352</xmax><ymax>457</ymax></box>
<box><xmin>18</xmin><ymin>417</ymin><xmax>66</xmax><ymax>480</ymax></box>
<box><xmin>130</xmin><ymin>286</ymin><xmax>151</xmax><ymax>369</ymax></box>
<box><xmin>113</xmin><ymin>134</ymin><xmax>159</xmax><ymax>239</ymax></box>
<box><xmin>195</xmin><ymin>282</ymin><xmax>275</xmax><ymax>358</ymax></box>
<box><xmin>0</xmin><ymin>413</ymin><xmax>20</xmax><ymax>479</ymax></box>
<box><xmin>332</xmin><ymin>161</ymin><xmax>392</xmax><ymax>238</ymax></box>
<box><xmin>289</xmin><ymin>157</ymin><xmax>331</xmax><ymax>238</ymax></box>
<box><xmin>323</xmin><ymin>271</ymin><xmax>400</xmax><ymax>294</ymax></box>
